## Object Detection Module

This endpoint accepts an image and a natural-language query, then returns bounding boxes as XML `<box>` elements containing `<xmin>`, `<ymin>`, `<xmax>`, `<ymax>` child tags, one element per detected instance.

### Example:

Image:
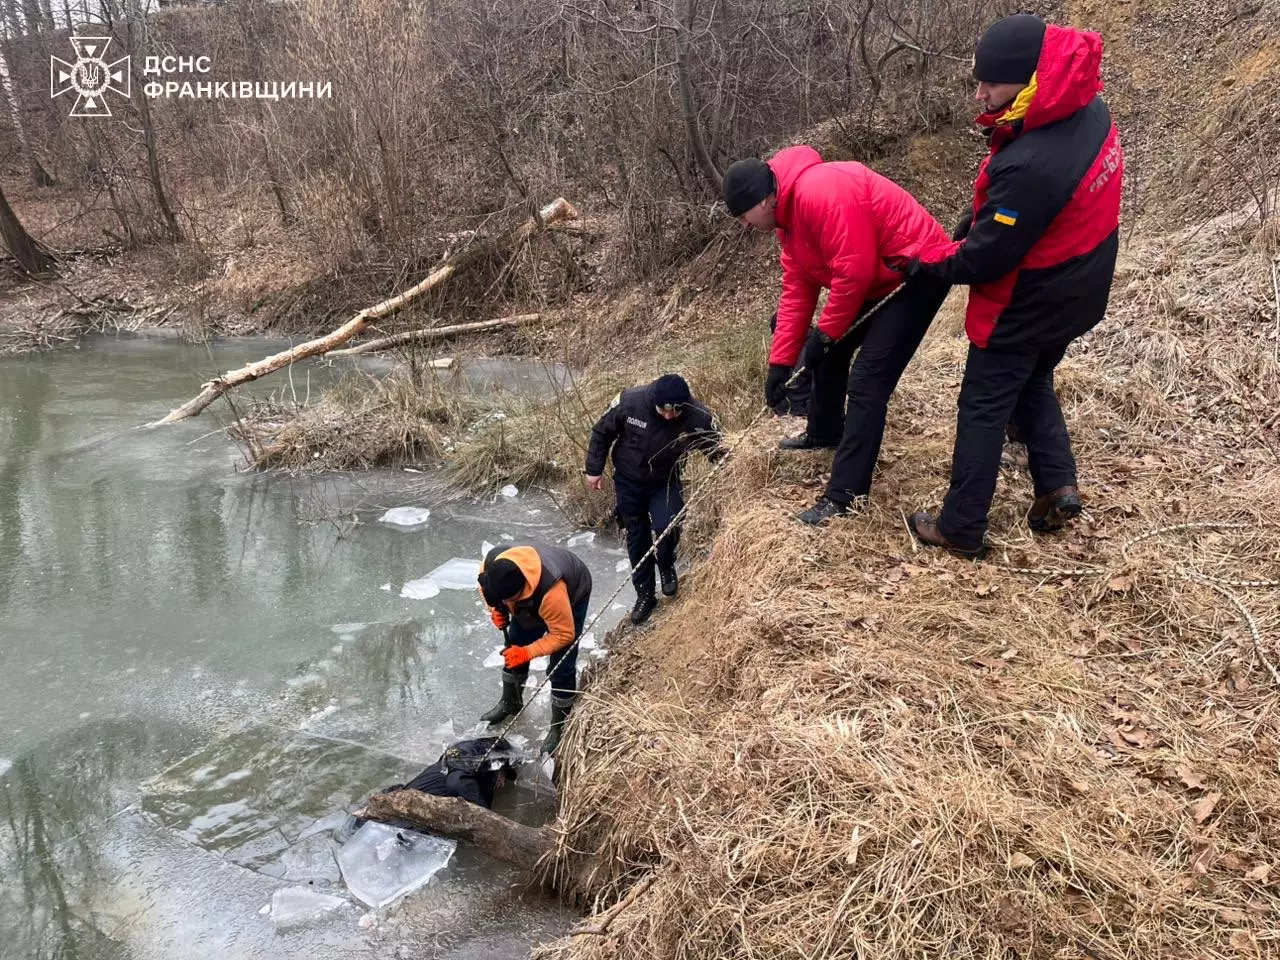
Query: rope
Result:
<box><xmin>479</xmin><ymin>284</ymin><xmax>908</xmax><ymax>763</ymax></box>
<box><xmin>995</xmin><ymin>520</ymin><xmax>1280</xmax><ymax>689</ymax></box>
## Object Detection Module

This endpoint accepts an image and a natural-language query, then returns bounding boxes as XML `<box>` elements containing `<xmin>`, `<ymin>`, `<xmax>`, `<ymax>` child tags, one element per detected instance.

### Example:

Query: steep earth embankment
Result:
<box><xmin>530</xmin><ymin>5</ymin><xmax>1280</xmax><ymax>959</ymax></box>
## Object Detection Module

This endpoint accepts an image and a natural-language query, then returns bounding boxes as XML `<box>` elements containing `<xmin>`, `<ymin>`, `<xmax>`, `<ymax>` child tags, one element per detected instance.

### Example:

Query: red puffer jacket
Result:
<box><xmin>768</xmin><ymin>145</ymin><xmax>948</xmax><ymax>366</ymax></box>
<box><xmin>914</xmin><ymin>25</ymin><xmax>1123</xmax><ymax>350</ymax></box>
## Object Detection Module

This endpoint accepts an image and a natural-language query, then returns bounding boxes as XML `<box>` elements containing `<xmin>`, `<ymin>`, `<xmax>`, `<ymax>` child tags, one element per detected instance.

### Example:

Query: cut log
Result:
<box><xmin>361</xmin><ymin>790</ymin><xmax>552</xmax><ymax>872</ymax></box>
<box><xmin>151</xmin><ymin>198</ymin><xmax>579</xmax><ymax>426</ymax></box>
<box><xmin>326</xmin><ymin>313</ymin><xmax>541</xmax><ymax>357</ymax></box>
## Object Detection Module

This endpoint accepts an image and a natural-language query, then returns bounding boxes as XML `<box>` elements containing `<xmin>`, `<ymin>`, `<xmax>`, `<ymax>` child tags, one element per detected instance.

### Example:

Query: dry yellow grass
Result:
<box><xmin>531</xmin><ymin>201</ymin><xmax>1280</xmax><ymax>959</ymax></box>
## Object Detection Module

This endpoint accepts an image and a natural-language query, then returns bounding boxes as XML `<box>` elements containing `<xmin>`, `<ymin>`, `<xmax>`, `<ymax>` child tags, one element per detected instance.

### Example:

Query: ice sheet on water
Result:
<box><xmin>500</xmin><ymin>484</ymin><xmax>519</xmax><ymax>498</ymax></box>
<box><xmin>337</xmin><ymin>822</ymin><xmax>456</xmax><ymax>908</ymax></box>
<box><xmin>329</xmin><ymin>622</ymin><xmax>368</xmax><ymax>635</ymax></box>
<box><xmin>580</xmin><ymin>632</ymin><xmax>597</xmax><ymax>651</ymax></box>
<box><xmin>616</xmin><ymin>559</ymin><xmax>630</xmax><ymax>572</ymax></box>
<box><xmin>481</xmin><ymin>539</ymin><xmax>495</xmax><ymax>556</ymax></box>
<box><xmin>270</xmin><ymin>885</ymin><xmax>348</xmax><ymax>930</ymax></box>
<box><xmin>400</xmin><ymin>577</ymin><xmax>441</xmax><ymax>600</ymax></box>
<box><xmin>566</xmin><ymin>531</ymin><xmax>595</xmax><ymax>547</ymax></box>
<box><xmin>277</xmin><ymin>832</ymin><xmax>341</xmax><ymax>884</ymax></box>
<box><xmin>142</xmin><ymin>725</ymin><xmax>413</xmax><ymax>875</ymax></box>
<box><xmin>482</xmin><ymin>648</ymin><xmax>506</xmax><ymax>669</ymax></box>
<box><xmin>378</xmin><ymin>506</ymin><xmax>431</xmax><ymax>529</ymax></box>
<box><xmin>423</xmin><ymin>558</ymin><xmax>481</xmax><ymax>590</ymax></box>
<box><xmin>432</xmin><ymin>718</ymin><xmax>456</xmax><ymax>740</ymax></box>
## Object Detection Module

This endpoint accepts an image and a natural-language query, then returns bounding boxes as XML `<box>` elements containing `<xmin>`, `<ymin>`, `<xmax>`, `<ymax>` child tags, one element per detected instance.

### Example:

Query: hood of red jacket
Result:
<box><xmin>768</xmin><ymin>145</ymin><xmax>823</xmax><ymax>230</ymax></box>
<box><xmin>977</xmin><ymin>24</ymin><xmax>1103</xmax><ymax>134</ymax></box>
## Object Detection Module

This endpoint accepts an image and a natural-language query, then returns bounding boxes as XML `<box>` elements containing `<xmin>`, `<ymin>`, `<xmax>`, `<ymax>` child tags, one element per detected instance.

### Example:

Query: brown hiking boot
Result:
<box><xmin>1027</xmin><ymin>486</ymin><xmax>1082</xmax><ymax>533</ymax></box>
<box><xmin>907</xmin><ymin>512</ymin><xmax>988</xmax><ymax>560</ymax></box>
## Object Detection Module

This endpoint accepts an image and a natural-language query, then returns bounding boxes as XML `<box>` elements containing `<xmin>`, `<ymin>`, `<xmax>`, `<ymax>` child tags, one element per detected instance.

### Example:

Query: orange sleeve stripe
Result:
<box><xmin>524</xmin><ymin>581</ymin><xmax>576</xmax><ymax>659</ymax></box>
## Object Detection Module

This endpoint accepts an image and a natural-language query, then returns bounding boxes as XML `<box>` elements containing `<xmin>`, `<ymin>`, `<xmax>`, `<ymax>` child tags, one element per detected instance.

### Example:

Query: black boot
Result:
<box><xmin>541</xmin><ymin>694</ymin><xmax>575</xmax><ymax>756</ymax></box>
<box><xmin>779</xmin><ymin>432</ymin><xmax>837</xmax><ymax>451</ymax></box>
<box><xmin>631</xmin><ymin>591</ymin><xmax>657</xmax><ymax>625</ymax></box>
<box><xmin>659</xmin><ymin>564</ymin><xmax>678</xmax><ymax>597</ymax></box>
<box><xmin>479</xmin><ymin>675</ymin><xmax>523</xmax><ymax>725</ymax></box>
<box><xmin>797</xmin><ymin>496</ymin><xmax>849</xmax><ymax>526</ymax></box>
<box><xmin>1027</xmin><ymin>485</ymin><xmax>1082</xmax><ymax>533</ymax></box>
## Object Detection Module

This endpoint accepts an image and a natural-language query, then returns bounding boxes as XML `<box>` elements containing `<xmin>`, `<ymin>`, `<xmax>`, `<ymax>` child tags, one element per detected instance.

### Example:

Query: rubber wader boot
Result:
<box><xmin>480</xmin><ymin>675</ymin><xmax>523</xmax><ymax>725</ymax></box>
<box><xmin>541</xmin><ymin>694</ymin><xmax>575</xmax><ymax>756</ymax></box>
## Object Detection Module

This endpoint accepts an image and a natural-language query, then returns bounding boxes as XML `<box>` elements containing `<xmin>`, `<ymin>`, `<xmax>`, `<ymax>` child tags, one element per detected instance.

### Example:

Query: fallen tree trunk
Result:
<box><xmin>151</xmin><ymin>198</ymin><xmax>578</xmax><ymax>426</ymax></box>
<box><xmin>327</xmin><ymin>313</ymin><xmax>541</xmax><ymax>357</ymax></box>
<box><xmin>361</xmin><ymin>790</ymin><xmax>552</xmax><ymax>872</ymax></box>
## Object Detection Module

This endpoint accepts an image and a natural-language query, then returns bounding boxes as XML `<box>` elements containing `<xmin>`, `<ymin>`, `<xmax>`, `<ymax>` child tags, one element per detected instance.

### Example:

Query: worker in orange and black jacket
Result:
<box><xmin>476</xmin><ymin>542</ymin><xmax>592</xmax><ymax>755</ymax></box>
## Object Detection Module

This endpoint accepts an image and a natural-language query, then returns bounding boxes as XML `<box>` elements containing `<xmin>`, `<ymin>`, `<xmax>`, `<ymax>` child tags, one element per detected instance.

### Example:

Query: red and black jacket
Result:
<box><xmin>915</xmin><ymin>24</ymin><xmax>1124</xmax><ymax>350</ymax></box>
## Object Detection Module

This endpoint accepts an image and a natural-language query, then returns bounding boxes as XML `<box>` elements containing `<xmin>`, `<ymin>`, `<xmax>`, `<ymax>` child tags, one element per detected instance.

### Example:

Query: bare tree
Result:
<box><xmin>0</xmin><ymin>181</ymin><xmax>54</xmax><ymax>273</ymax></box>
<box><xmin>0</xmin><ymin>0</ymin><xmax>56</xmax><ymax>186</ymax></box>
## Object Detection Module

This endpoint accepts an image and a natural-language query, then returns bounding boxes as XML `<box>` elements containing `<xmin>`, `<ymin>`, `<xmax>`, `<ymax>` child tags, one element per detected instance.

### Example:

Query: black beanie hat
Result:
<box><xmin>973</xmin><ymin>13</ymin><xmax>1046</xmax><ymax>84</ymax></box>
<box><xmin>478</xmin><ymin>557</ymin><xmax>525</xmax><ymax>607</ymax></box>
<box><xmin>722</xmin><ymin>158</ymin><xmax>776</xmax><ymax>217</ymax></box>
<box><xmin>652</xmin><ymin>373</ymin><xmax>692</xmax><ymax>408</ymax></box>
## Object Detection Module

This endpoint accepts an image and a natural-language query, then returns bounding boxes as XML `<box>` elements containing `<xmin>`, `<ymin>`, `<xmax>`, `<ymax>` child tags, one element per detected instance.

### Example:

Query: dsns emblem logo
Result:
<box><xmin>50</xmin><ymin>36</ymin><xmax>130</xmax><ymax>118</ymax></box>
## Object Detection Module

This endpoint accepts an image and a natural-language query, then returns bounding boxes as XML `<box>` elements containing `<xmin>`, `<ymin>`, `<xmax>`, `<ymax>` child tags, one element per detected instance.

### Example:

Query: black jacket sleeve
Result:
<box><xmin>917</xmin><ymin>158</ymin><xmax>1064</xmax><ymax>286</ymax></box>
<box><xmin>683</xmin><ymin>406</ymin><xmax>726</xmax><ymax>462</ymax></box>
<box><xmin>585</xmin><ymin>393</ymin><xmax>625</xmax><ymax>476</ymax></box>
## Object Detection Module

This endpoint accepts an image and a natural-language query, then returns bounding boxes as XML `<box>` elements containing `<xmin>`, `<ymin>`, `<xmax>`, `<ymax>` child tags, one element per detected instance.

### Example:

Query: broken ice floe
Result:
<box><xmin>499</xmin><ymin>485</ymin><xmax>518</xmax><ymax>499</ymax></box>
<box><xmin>423</xmin><ymin>558</ymin><xmax>481</xmax><ymax>590</ymax></box>
<box><xmin>400</xmin><ymin>578</ymin><xmax>441</xmax><ymax>600</ymax></box>
<box><xmin>269</xmin><ymin>886</ymin><xmax>349</xmax><ymax>930</ymax></box>
<box><xmin>337</xmin><ymin>822</ymin><xmax>456</xmax><ymax>909</ymax></box>
<box><xmin>378</xmin><ymin>507</ymin><xmax>431</xmax><ymax>529</ymax></box>
<box><xmin>566</xmin><ymin>531</ymin><xmax>595</xmax><ymax>547</ymax></box>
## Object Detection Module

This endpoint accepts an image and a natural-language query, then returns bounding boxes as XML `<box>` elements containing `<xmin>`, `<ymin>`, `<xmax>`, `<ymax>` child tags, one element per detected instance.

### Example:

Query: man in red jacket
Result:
<box><xmin>722</xmin><ymin>146</ymin><xmax>952</xmax><ymax>524</ymax></box>
<box><xmin>906</xmin><ymin>14</ymin><xmax>1123</xmax><ymax>557</ymax></box>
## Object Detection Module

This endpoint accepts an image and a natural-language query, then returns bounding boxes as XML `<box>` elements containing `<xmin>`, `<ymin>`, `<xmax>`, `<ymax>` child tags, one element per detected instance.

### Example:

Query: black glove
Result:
<box><xmin>765</xmin><ymin>364</ymin><xmax>793</xmax><ymax>409</ymax></box>
<box><xmin>950</xmin><ymin>211</ymin><xmax>974</xmax><ymax>242</ymax></box>
<box><xmin>801</xmin><ymin>329</ymin><xmax>834</xmax><ymax>374</ymax></box>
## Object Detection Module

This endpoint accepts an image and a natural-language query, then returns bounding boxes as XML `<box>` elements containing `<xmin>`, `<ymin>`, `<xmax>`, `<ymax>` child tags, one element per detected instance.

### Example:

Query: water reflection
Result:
<box><xmin>0</xmin><ymin>720</ymin><xmax>195</xmax><ymax>960</ymax></box>
<box><xmin>0</xmin><ymin>339</ymin><xmax>618</xmax><ymax>958</ymax></box>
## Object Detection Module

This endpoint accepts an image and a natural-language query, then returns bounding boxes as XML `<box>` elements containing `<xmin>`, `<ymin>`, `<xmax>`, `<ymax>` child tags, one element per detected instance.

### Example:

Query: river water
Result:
<box><xmin>0</xmin><ymin>337</ymin><xmax>627</xmax><ymax>959</ymax></box>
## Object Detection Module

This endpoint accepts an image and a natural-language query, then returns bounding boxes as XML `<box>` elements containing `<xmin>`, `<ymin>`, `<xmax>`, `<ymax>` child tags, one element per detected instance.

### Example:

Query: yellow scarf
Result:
<box><xmin>995</xmin><ymin>73</ymin><xmax>1038</xmax><ymax>125</ymax></box>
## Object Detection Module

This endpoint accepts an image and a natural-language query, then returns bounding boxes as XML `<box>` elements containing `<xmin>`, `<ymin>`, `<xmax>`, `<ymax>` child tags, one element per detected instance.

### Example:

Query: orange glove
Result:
<box><xmin>503</xmin><ymin>645</ymin><xmax>533</xmax><ymax>670</ymax></box>
<box><xmin>490</xmin><ymin>607</ymin><xmax>509</xmax><ymax>630</ymax></box>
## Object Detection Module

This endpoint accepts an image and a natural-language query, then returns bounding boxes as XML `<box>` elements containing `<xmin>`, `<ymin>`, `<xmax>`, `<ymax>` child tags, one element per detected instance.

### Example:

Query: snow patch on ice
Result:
<box><xmin>400</xmin><ymin>577</ymin><xmax>441</xmax><ymax>600</ymax></box>
<box><xmin>378</xmin><ymin>507</ymin><xmax>431</xmax><ymax>529</ymax></box>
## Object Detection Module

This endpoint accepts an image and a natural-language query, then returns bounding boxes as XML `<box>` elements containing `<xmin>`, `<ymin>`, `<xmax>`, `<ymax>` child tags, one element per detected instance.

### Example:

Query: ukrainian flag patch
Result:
<box><xmin>993</xmin><ymin>208</ymin><xmax>1018</xmax><ymax>226</ymax></box>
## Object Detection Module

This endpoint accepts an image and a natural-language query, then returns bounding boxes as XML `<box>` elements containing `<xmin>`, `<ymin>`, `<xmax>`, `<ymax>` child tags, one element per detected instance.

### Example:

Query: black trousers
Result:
<box><xmin>616</xmin><ymin>477</ymin><xmax>683</xmax><ymax>596</ymax></box>
<box><xmin>819</xmin><ymin>277</ymin><xmax>950</xmax><ymax>503</ymax></box>
<box><xmin>937</xmin><ymin>342</ymin><xmax>1078</xmax><ymax>550</ymax></box>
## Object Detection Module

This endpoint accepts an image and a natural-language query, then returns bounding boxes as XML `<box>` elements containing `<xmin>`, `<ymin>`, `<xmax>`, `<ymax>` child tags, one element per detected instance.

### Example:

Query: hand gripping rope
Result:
<box><xmin>995</xmin><ymin>522</ymin><xmax>1280</xmax><ymax>692</ymax></box>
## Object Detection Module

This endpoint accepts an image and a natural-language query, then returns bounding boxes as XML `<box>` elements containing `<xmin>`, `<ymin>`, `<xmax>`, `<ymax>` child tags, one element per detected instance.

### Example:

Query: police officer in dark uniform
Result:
<box><xmin>585</xmin><ymin>373</ymin><xmax>724</xmax><ymax>625</ymax></box>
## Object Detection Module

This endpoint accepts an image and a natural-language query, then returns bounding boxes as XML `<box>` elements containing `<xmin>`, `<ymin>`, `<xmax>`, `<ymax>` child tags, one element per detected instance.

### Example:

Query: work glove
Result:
<box><xmin>490</xmin><ymin>607</ymin><xmax>509</xmax><ymax>630</ymax></box>
<box><xmin>950</xmin><ymin>211</ymin><xmax>974</xmax><ymax>242</ymax></box>
<box><xmin>765</xmin><ymin>364</ymin><xmax>793</xmax><ymax>410</ymax></box>
<box><xmin>503</xmin><ymin>645</ymin><xmax>533</xmax><ymax>670</ymax></box>
<box><xmin>801</xmin><ymin>329</ymin><xmax>835</xmax><ymax>374</ymax></box>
